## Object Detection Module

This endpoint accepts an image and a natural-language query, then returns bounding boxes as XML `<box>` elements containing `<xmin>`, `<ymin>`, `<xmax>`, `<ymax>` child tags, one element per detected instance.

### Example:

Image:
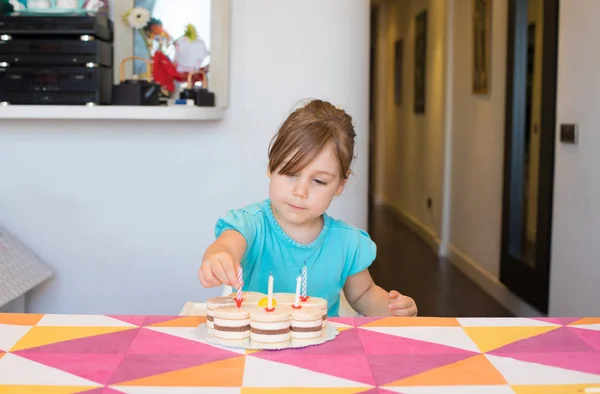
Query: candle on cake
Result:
<box><xmin>292</xmin><ymin>272</ymin><xmax>302</xmax><ymax>309</ymax></box>
<box><xmin>266</xmin><ymin>272</ymin><xmax>274</xmax><ymax>312</ymax></box>
<box><xmin>300</xmin><ymin>263</ymin><xmax>309</xmax><ymax>301</ymax></box>
<box><xmin>235</xmin><ymin>266</ymin><xmax>243</xmax><ymax>307</ymax></box>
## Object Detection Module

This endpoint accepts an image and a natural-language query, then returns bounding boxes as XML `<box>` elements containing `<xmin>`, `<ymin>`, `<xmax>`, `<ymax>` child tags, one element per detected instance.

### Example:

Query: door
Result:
<box><xmin>500</xmin><ymin>0</ymin><xmax>559</xmax><ymax>314</ymax></box>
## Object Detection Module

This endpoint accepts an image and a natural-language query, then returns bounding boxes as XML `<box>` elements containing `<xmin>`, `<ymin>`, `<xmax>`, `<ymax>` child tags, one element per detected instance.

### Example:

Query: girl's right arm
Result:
<box><xmin>198</xmin><ymin>229</ymin><xmax>247</xmax><ymax>288</ymax></box>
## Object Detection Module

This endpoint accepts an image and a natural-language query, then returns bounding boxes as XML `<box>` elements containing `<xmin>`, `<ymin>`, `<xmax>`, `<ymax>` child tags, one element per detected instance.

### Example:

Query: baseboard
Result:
<box><xmin>375</xmin><ymin>198</ymin><xmax>442</xmax><ymax>255</ymax></box>
<box><xmin>447</xmin><ymin>244</ymin><xmax>545</xmax><ymax>317</ymax></box>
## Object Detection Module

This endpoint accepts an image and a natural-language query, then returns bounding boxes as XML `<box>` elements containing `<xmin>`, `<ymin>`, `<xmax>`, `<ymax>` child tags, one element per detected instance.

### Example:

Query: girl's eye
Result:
<box><xmin>314</xmin><ymin>179</ymin><xmax>327</xmax><ymax>186</ymax></box>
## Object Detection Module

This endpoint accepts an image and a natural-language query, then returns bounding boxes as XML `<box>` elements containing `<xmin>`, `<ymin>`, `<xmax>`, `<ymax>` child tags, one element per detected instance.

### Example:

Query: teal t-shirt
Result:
<box><xmin>214</xmin><ymin>199</ymin><xmax>377</xmax><ymax>317</ymax></box>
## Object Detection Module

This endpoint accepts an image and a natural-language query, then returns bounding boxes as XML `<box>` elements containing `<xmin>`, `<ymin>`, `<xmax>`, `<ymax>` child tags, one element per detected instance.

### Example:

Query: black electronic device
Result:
<box><xmin>0</xmin><ymin>65</ymin><xmax>112</xmax><ymax>105</ymax></box>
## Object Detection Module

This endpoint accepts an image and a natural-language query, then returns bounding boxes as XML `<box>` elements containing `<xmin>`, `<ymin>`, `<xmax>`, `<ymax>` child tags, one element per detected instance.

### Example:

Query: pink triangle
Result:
<box><xmin>78</xmin><ymin>387</ymin><xmax>126</xmax><ymax>393</ymax></box>
<box><xmin>495</xmin><ymin>352</ymin><xmax>600</xmax><ymax>375</ymax></box>
<box><xmin>264</xmin><ymin>328</ymin><xmax>363</xmax><ymax>355</ymax></box>
<box><xmin>13</xmin><ymin>329</ymin><xmax>139</xmax><ymax>354</ymax></box>
<box><xmin>255</xmin><ymin>353</ymin><xmax>375</xmax><ymax>385</ymax></box>
<box><xmin>491</xmin><ymin>327</ymin><xmax>593</xmax><ymax>354</ymax></box>
<box><xmin>142</xmin><ymin>315</ymin><xmax>182</xmax><ymax>326</ymax></box>
<box><xmin>355</xmin><ymin>317</ymin><xmax>384</xmax><ymax>326</ymax></box>
<box><xmin>357</xmin><ymin>327</ymin><xmax>477</xmax><ymax>355</ymax></box>
<box><xmin>569</xmin><ymin>326</ymin><xmax>600</xmax><ymax>351</ymax></box>
<box><xmin>16</xmin><ymin>353</ymin><xmax>124</xmax><ymax>384</ymax></box>
<box><xmin>109</xmin><ymin>353</ymin><xmax>239</xmax><ymax>384</ymax></box>
<box><xmin>107</xmin><ymin>315</ymin><xmax>146</xmax><ymax>326</ymax></box>
<box><xmin>532</xmin><ymin>317</ymin><xmax>581</xmax><ymax>325</ymax></box>
<box><xmin>331</xmin><ymin>317</ymin><xmax>356</xmax><ymax>327</ymax></box>
<box><xmin>367</xmin><ymin>353</ymin><xmax>474</xmax><ymax>385</ymax></box>
<box><xmin>127</xmin><ymin>328</ymin><xmax>240</xmax><ymax>355</ymax></box>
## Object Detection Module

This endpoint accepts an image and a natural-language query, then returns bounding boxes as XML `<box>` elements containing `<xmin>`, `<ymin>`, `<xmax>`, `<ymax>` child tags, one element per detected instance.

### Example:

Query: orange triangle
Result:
<box><xmin>463</xmin><ymin>325</ymin><xmax>558</xmax><ymax>353</ymax></box>
<box><xmin>117</xmin><ymin>355</ymin><xmax>246</xmax><ymax>386</ymax></box>
<box><xmin>0</xmin><ymin>352</ymin><xmax>5</xmax><ymax>360</ymax></box>
<box><xmin>10</xmin><ymin>326</ymin><xmax>135</xmax><ymax>351</ymax></box>
<box><xmin>569</xmin><ymin>318</ymin><xmax>600</xmax><ymax>326</ymax></box>
<box><xmin>362</xmin><ymin>317</ymin><xmax>460</xmax><ymax>327</ymax></box>
<box><xmin>512</xmin><ymin>384</ymin><xmax>600</xmax><ymax>394</ymax></box>
<box><xmin>147</xmin><ymin>316</ymin><xmax>206</xmax><ymax>327</ymax></box>
<box><xmin>241</xmin><ymin>389</ymin><xmax>373</xmax><ymax>394</ymax></box>
<box><xmin>386</xmin><ymin>354</ymin><xmax>506</xmax><ymax>386</ymax></box>
<box><xmin>0</xmin><ymin>386</ymin><xmax>99</xmax><ymax>394</ymax></box>
<box><xmin>0</xmin><ymin>313</ymin><xmax>44</xmax><ymax>326</ymax></box>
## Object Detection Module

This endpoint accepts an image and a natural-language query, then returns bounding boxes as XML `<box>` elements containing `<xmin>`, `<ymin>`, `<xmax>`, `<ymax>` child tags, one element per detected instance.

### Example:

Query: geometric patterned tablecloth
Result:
<box><xmin>0</xmin><ymin>314</ymin><xmax>599</xmax><ymax>393</ymax></box>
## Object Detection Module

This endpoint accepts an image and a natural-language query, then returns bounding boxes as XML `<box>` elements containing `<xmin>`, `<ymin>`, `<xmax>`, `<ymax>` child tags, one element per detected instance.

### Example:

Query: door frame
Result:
<box><xmin>499</xmin><ymin>0</ymin><xmax>559</xmax><ymax>314</ymax></box>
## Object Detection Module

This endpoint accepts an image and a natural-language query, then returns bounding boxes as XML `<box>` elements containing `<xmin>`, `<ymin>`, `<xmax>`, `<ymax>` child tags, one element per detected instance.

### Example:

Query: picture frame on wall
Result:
<box><xmin>473</xmin><ymin>0</ymin><xmax>492</xmax><ymax>94</ymax></box>
<box><xmin>394</xmin><ymin>39</ymin><xmax>404</xmax><ymax>106</ymax></box>
<box><xmin>414</xmin><ymin>10</ymin><xmax>427</xmax><ymax>114</ymax></box>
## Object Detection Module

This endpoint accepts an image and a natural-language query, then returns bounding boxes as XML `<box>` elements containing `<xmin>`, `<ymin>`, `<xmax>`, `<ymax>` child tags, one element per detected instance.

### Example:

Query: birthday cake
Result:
<box><xmin>206</xmin><ymin>291</ymin><xmax>328</xmax><ymax>344</ymax></box>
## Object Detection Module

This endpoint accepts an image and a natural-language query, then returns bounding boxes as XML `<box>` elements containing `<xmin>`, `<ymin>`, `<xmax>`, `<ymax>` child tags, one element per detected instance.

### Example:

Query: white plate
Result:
<box><xmin>197</xmin><ymin>323</ymin><xmax>339</xmax><ymax>350</ymax></box>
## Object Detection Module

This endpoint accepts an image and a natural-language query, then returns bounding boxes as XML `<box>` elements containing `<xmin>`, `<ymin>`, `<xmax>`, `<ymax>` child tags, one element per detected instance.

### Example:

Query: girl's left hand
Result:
<box><xmin>388</xmin><ymin>290</ymin><xmax>418</xmax><ymax>316</ymax></box>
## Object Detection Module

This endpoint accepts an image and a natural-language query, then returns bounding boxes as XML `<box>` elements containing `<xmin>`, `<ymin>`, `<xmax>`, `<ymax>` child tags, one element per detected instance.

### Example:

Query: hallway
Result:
<box><xmin>368</xmin><ymin>204</ymin><xmax>513</xmax><ymax>317</ymax></box>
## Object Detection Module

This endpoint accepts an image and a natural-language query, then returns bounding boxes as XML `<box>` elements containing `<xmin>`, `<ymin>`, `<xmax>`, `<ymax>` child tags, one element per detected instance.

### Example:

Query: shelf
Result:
<box><xmin>0</xmin><ymin>105</ymin><xmax>225</xmax><ymax>121</ymax></box>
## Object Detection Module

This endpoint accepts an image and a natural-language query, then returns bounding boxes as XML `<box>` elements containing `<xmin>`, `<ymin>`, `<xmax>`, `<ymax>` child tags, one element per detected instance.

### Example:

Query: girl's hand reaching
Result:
<box><xmin>199</xmin><ymin>248</ymin><xmax>240</xmax><ymax>288</ymax></box>
<box><xmin>388</xmin><ymin>290</ymin><xmax>418</xmax><ymax>316</ymax></box>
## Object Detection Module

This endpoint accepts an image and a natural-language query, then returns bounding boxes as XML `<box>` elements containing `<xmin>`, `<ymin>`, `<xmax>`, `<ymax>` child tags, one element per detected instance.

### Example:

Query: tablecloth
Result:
<box><xmin>0</xmin><ymin>313</ymin><xmax>599</xmax><ymax>393</ymax></box>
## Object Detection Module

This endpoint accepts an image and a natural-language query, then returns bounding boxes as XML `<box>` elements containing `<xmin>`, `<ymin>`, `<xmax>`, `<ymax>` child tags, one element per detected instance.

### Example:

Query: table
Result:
<box><xmin>0</xmin><ymin>314</ymin><xmax>599</xmax><ymax>393</ymax></box>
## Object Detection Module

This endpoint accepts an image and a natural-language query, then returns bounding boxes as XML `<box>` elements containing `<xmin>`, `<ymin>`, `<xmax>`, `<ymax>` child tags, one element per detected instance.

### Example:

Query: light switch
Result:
<box><xmin>560</xmin><ymin>124</ymin><xmax>578</xmax><ymax>144</ymax></box>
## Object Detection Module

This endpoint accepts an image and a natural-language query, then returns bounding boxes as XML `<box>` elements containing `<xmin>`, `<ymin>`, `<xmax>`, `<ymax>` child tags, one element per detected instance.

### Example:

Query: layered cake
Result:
<box><xmin>250</xmin><ymin>305</ymin><xmax>292</xmax><ymax>343</ymax></box>
<box><xmin>213</xmin><ymin>305</ymin><xmax>252</xmax><ymax>339</ymax></box>
<box><xmin>272</xmin><ymin>292</ymin><xmax>328</xmax><ymax>326</ymax></box>
<box><xmin>290</xmin><ymin>306</ymin><xmax>324</xmax><ymax>339</ymax></box>
<box><xmin>205</xmin><ymin>291</ymin><xmax>329</xmax><ymax>345</ymax></box>
<box><xmin>206</xmin><ymin>296</ymin><xmax>235</xmax><ymax>329</ymax></box>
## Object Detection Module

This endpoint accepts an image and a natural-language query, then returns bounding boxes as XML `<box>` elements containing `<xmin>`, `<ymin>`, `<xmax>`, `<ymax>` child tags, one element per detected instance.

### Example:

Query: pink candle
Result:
<box><xmin>235</xmin><ymin>266</ymin><xmax>243</xmax><ymax>307</ymax></box>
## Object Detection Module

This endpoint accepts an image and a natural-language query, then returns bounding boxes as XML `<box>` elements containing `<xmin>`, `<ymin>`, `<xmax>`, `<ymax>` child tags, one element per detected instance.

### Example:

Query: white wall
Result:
<box><xmin>0</xmin><ymin>0</ymin><xmax>370</xmax><ymax>315</ymax></box>
<box><xmin>373</xmin><ymin>0</ymin><xmax>447</xmax><ymax>239</ymax></box>
<box><xmin>448</xmin><ymin>0</ymin><xmax>507</xmax><ymax>278</ymax></box>
<box><xmin>549</xmin><ymin>0</ymin><xmax>600</xmax><ymax>316</ymax></box>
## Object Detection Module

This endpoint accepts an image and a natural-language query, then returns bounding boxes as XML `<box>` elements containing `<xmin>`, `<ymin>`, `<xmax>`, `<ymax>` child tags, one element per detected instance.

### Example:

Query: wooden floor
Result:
<box><xmin>368</xmin><ymin>203</ymin><xmax>513</xmax><ymax>318</ymax></box>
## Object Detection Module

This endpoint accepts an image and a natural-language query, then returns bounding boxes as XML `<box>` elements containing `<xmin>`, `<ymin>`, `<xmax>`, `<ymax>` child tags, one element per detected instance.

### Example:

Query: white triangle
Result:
<box><xmin>458</xmin><ymin>317</ymin><xmax>559</xmax><ymax>327</ymax></box>
<box><xmin>0</xmin><ymin>324</ymin><xmax>32</xmax><ymax>351</ymax></box>
<box><xmin>0</xmin><ymin>353</ymin><xmax>100</xmax><ymax>386</ymax></box>
<box><xmin>360</xmin><ymin>326</ymin><xmax>480</xmax><ymax>353</ymax></box>
<box><xmin>147</xmin><ymin>326</ymin><xmax>246</xmax><ymax>355</ymax></box>
<box><xmin>328</xmin><ymin>321</ymin><xmax>354</xmax><ymax>331</ymax></box>
<box><xmin>571</xmin><ymin>324</ymin><xmax>600</xmax><ymax>331</ymax></box>
<box><xmin>243</xmin><ymin>355</ymin><xmax>373</xmax><ymax>388</ymax></box>
<box><xmin>383</xmin><ymin>385</ymin><xmax>516</xmax><ymax>394</ymax></box>
<box><xmin>36</xmin><ymin>314</ymin><xmax>137</xmax><ymax>327</ymax></box>
<box><xmin>486</xmin><ymin>354</ymin><xmax>600</xmax><ymax>384</ymax></box>
<box><xmin>112</xmin><ymin>386</ymin><xmax>241</xmax><ymax>394</ymax></box>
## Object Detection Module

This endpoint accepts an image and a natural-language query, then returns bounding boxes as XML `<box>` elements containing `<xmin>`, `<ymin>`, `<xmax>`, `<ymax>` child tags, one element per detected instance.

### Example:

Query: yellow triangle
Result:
<box><xmin>512</xmin><ymin>384</ymin><xmax>600</xmax><ymax>394</ymax></box>
<box><xmin>386</xmin><ymin>354</ymin><xmax>507</xmax><ymax>386</ymax></box>
<box><xmin>241</xmin><ymin>389</ymin><xmax>373</xmax><ymax>394</ymax></box>
<box><xmin>117</xmin><ymin>356</ymin><xmax>246</xmax><ymax>386</ymax></box>
<box><xmin>463</xmin><ymin>325</ymin><xmax>558</xmax><ymax>353</ymax></box>
<box><xmin>147</xmin><ymin>316</ymin><xmax>206</xmax><ymax>327</ymax></box>
<box><xmin>10</xmin><ymin>326</ymin><xmax>135</xmax><ymax>351</ymax></box>
<box><xmin>0</xmin><ymin>386</ymin><xmax>98</xmax><ymax>394</ymax></box>
<box><xmin>246</xmin><ymin>349</ymin><xmax>262</xmax><ymax>355</ymax></box>
<box><xmin>336</xmin><ymin>326</ymin><xmax>353</xmax><ymax>332</ymax></box>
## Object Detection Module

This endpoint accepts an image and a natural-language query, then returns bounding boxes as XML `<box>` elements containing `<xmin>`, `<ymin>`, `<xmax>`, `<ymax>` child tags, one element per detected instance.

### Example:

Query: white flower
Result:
<box><xmin>126</xmin><ymin>7</ymin><xmax>150</xmax><ymax>29</ymax></box>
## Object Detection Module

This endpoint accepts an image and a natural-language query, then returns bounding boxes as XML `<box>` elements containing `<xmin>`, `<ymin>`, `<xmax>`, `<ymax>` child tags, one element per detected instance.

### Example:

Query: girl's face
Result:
<box><xmin>268</xmin><ymin>145</ymin><xmax>347</xmax><ymax>227</ymax></box>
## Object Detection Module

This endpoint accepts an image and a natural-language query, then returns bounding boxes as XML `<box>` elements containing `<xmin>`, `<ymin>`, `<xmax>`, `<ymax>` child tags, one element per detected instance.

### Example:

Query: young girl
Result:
<box><xmin>199</xmin><ymin>99</ymin><xmax>417</xmax><ymax>317</ymax></box>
